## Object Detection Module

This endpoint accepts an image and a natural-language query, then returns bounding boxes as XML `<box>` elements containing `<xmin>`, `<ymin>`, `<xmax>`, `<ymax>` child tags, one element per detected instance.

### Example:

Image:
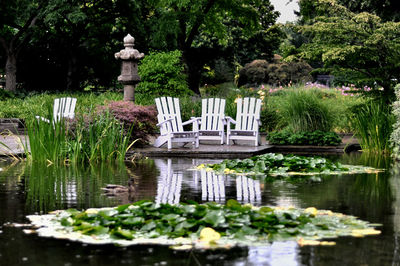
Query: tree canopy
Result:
<box><xmin>1</xmin><ymin>0</ymin><xmax>281</xmax><ymax>94</ymax></box>
<box><xmin>291</xmin><ymin>0</ymin><xmax>400</xmax><ymax>102</ymax></box>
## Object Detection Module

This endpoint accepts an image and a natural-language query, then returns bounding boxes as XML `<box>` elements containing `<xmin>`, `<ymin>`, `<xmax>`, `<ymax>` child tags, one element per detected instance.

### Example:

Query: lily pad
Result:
<box><xmin>196</xmin><ymin>153</ymin><xmax>383</xmax><ymax>177</ymax></box>
<box><xmin>24</xmin><ymin>200</ymin><xmax>381</xmax><ymax>249</ymax></box>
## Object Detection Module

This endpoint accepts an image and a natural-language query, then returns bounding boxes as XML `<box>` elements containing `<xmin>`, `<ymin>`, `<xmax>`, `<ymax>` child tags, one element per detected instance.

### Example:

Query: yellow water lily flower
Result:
<box><xmin>304</xmin><ymin>207</ymin><xmax>318</xmax><ymax>216</ymax></box>
<box><xmin>200</xmin><ymin>227</ymin><xmax>221</xmax><ymax>243</ymax></box>
<box><xmin>206</xmin><ymin>167</ymin><xmax>213</xmax><ymax>172</ymax></box>
<box><xmin>197</xmin><ymin>164</ymin><xmax>205</xmax><ymax>169</ymax></box>
<box><xmin>320</xmin><ymin>241</ymin><xmax>336</xmax><ymax>246</ymax></box>
<box><xmin>223</xmin><ymin>168</ymin><xmax>231</xmax><ymax>174</ymax></box>
<box><xmin>85</xmin><ymin>208</ymin><xmax>99</xmax><ymax>215</ymax></box>
<box><xmin>297</xmin><ymin>238</ymin><xmax>321</xmax><ymax>246</ymax></box>
<box><xmin>351</xmin><ymin>229</ymin><xmax>381</xmax><ymax>237</ymax></box>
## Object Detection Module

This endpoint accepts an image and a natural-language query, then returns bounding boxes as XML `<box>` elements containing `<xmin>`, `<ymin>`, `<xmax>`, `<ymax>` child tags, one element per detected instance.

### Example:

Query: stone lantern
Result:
<box><xmin>115</xmin><ymin>34</ymin><xmax>144</xmax><ymax>102</ymax></box>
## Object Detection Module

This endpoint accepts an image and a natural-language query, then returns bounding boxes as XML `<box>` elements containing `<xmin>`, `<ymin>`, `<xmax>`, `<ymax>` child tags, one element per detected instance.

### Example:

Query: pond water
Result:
<box><xmin>0</xmin><ymin>153</ymin><xmax>399</xmax><ymax>265</ymax></box>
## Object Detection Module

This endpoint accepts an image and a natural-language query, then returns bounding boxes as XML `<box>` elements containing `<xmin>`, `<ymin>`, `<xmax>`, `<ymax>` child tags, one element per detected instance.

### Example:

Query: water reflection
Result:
<box><xmin>153</xmin><ymin>158</ymin><xmax>263</xmax><ymax>205</ymax></box>
<box><xmin>236</xmin><ymin>175</ymin><xmax>261</xmax><ymax>204</ymax></box>
<box><xmin>24</xmin><ymin>161</ymin><xmax>133</xmax><ymax>212</ymax></box>
<box><xmin>2</xmin><ymin>153</ymin><xmax>400</xmax><ymax>265</ymax></box>
<box><xmin>154</xmin><ymin>159</ymin><xmax>182</xmax><ymax>204</ymax></box>
<box><xmin>200</xmin><ymin>170</ymin><xmax>225</xmax><ymax>202</ymax></box>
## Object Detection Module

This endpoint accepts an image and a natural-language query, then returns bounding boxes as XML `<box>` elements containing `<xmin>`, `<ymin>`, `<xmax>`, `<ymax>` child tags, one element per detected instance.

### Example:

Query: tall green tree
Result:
<box><xmin>294</xmin><ymin>0</ymin><xmax>400</xmax><ymax>22</ymax></box>
<box><xmin>147</xmin><ymin>0</ymin><xmax>279</xmax><ymax>94</ymax></box>
<box><xmin>0</xmin><ymin>0</ymin><xmax>43</xmax><ymax>92</ymax></box>
<box><xmin>292</xmin><ymin>0</ymin><xmax>400</xmax><ymax>102</ymax></box>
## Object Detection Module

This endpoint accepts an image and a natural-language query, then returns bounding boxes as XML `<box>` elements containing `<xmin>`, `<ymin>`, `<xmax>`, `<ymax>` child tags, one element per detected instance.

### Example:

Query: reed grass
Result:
<box><xmin>350</xmin><ymin>100</ymin><xmax>395</xmax><ymax>153</ymax></box>
<box><xmin>25</xmin><ymin>111</ymin><xmax>134</xmax><ymax>164</ymax></box>
<box><xmin>69</xmin><ymin>113</ymin><xmax>134</xmax><ymax>163</ymax></box>
<box><xmin>25</xmin><ymin>104</ymin><xmax>69</xmax><ymax>164</ymax></box>
<box><xmin>276</xmin><ymin>89</ymin><xmax>335</xmax><ymax>132</ymax></box>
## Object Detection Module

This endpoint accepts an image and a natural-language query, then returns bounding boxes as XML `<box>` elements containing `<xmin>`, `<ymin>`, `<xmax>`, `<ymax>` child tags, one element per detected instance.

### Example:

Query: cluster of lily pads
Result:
<box><xmin>197</xmin><ymin>153</ymin><xmax>381</xmax><ymax>177</ymax></box>
<box><xmin>26</xmin><ymin>200</ymin><xmax>381</xmax><ymax>249</ymax></box>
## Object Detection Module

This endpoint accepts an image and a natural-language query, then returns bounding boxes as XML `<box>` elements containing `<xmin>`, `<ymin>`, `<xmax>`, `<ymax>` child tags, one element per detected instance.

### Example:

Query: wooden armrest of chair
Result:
<box><xmin>182</xmin><ymin>117</ymin><xmax>201</xmax><ymax>126</ymax></box>
<box><xmin>156</xmin><ymin>118</ymin><xmax>173</xmax><ymax>127</ymax></box>
<box><xmin>225</xmin><ymin>116</ymin><xmax>237</xmax><ymax>126</ymax></box>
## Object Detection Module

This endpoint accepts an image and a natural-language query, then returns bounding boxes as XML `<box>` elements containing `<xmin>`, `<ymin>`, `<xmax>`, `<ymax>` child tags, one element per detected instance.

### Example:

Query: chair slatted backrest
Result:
<box><xmin>200</xmin><ymin>98</ymin><xmax>226</xmax><ymax>131</ymax></box>
<box><xmin>235</xmin><ymin>97</ymin><xmax>261</xmax><ymax>131</ymax></box>
<box><xmin>155</xmin><ymin>97</ymin><xmax>184</xmax><ymax>135</ymax></box>
<box><xmin>53</xmin><ymin>97</ymin><xmax>77</xmax><ymax>122</ymax></box>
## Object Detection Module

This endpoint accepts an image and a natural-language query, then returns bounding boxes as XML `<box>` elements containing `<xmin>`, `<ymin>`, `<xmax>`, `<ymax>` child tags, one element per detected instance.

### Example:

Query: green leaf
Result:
<box><xmin>203</xmin><ymin>210</ymin><xmax>226</xmax><ymax>227</ymax></box>
<box><xmin>111</xmin><ymin>228</ymin><xmax>134</xmax><ymax>240</ymax></box>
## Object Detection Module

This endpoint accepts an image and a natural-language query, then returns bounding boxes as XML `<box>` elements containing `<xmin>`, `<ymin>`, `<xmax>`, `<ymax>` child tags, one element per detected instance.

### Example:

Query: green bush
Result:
<box><xmin>237</xmin><ymin>58</ymin><xmax>312</xmax><ymax>87</ymax></box>
<box><xmin>136</xmin><ymin>50</ymin><xmax>193</xmax><ymax>97</ymax></box>
<box><xmin>391</xmin><ymin>84</ymin><xmax>400</xmax><ymax>159</ymax></box>
<box><xmin>266</xmin><ymin>129</ymin><xmax>342</xmax><ymax>146</ymax></box>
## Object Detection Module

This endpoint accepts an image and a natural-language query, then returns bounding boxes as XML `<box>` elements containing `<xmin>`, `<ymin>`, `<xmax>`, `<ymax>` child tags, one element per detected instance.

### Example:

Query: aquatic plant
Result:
<box><xmin>25</xmin><ymin>112</ymin><xmax>134</xmax><ymax>164</ymax></box>
<box><xmin>350</xmin><ymin>100</ymin><xmax>394</xmax><ymax>153</ymax></box>
<box><xmin>199</xmin><ymin>153</ymin><xmax>381</xmax><ymax>177</ymax></box>
<box><xmin>25</xmin><ymin>200</ymin><xmax>381</xmax><ymax>249</ymax></box>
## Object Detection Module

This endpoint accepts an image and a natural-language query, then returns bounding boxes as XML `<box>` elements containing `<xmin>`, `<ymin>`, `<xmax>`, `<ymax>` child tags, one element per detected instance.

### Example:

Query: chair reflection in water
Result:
<box><xmin>236</xmin><ymin>175</ymin><xmax>262</xmax><ymax>204</ymax></box>
<box><xmin>200</xmin><ymin>170</ymin><xmax>226</xmax><ymax>203</ymax></box>
<box><xmin>154</xmin><ymin>159</ymin><xmax>183</xmax><ymax>204</ymax></box>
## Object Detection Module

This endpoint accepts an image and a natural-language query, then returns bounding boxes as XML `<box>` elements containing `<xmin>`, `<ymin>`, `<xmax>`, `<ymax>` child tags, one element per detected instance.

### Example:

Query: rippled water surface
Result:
<box><xmin>0</xmin><ymin>153</ymin><xmax>399</xmax><ymax>265</ymax></box>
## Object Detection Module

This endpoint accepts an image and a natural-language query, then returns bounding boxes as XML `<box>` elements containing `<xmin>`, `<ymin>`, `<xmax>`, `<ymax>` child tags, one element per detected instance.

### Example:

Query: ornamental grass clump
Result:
<box><xmin>68</xmin><ymin>113</ymin><xmax>134</xmax><ymax>163</ymax></box>
<box><xmin>25</xmin><ymin>112</ymin><xmax>134</xmax><ymax>164</ymax></box>
<box><xmin>350</xmin><ymin>100</ymin><xmax>394</xmax><ymax>153</ymax></box>
<box><xmin>278</xmin><ymin>89</ymin><xmax>335</xmax><ymax>132</ymax></box>
<box><xmin>25</xmin><ymin>105</ymin><xmax>69</xmax><ymax>164</ymax></box>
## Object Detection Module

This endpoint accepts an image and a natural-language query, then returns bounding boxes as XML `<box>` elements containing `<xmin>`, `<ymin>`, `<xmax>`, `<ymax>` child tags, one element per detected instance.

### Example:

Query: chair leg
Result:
<box><xmin>168</xmin><ymin>139</ymin><xmax>172</xmax><ymax>149</ymax></box>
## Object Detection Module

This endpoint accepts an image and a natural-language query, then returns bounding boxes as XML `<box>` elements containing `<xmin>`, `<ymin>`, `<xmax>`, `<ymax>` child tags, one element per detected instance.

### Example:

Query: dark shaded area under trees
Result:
<box><xmin>0</xmin><ymin>0</ymin><xmax>281</xmax><ymax>94</ymax></box>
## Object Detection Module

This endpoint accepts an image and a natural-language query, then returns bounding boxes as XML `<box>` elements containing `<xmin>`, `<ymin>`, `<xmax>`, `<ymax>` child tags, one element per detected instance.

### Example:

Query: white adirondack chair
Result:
<box><xmin>226</xmin><ymin>97</ymin><xmax>262</xmax><ymax>146</ymax></box>
<box><xmin>196</xmin><ymin>98</ymin><xmax>226</xmax><ymax>145</ymax></box>
<box><xmin>36</xmin><ymin>97</ymin><xmax>77</xmax><ymax>124</ymax></box>
<box><xmin>154</xmin><ymin>97</ymin><xmax>200</xmax><ymax>149</ymax></box>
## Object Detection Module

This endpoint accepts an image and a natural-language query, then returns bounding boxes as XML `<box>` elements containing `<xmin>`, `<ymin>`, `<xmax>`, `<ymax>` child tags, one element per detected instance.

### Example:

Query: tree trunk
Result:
<box><xmin>187</xmin><ymin>64</ymin><xmax>201</xmax><ymax>95</ymax></box>
<box><xmin>5</xmin><ymin>53</ymin><xmax>17</xmax><ymax>92</ymax></box>
<box><xmin>66</xmin><ymin>51</ymin><xmax>78</xmax><ymax>91</ymax></box>
<box><xmin>182</xmin><ymin>49</ymin><xmax>202</xmax><ymax>95</ymax></box>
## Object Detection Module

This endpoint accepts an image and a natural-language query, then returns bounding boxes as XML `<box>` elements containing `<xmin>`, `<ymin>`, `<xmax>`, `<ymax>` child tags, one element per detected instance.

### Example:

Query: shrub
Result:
<box><xmin>201</xmin><ymin>59</ymin><xmax>235</xmax><ymax>86</ymax></box>
<box><xmin>237</xmin><ymin>57</ymin><xmax>312</xmax><ymax>87</ymax></box>
<box><xmin>391</xmin><ymin>84</ymin><xmax>400</xmax><ymax>159</ymax></box>
<box><xmin>97</xmin><ymin>101</ymin><xmax>158</xmax><ymax>146</ymax></box>
<box><xmin>267</xmin><ymin>130</ymin><xmax>342</xmax><ymax>146</ymax></box>
<box><xmin>136</xmin><ymin>50</ymin><xmax>193</xmax><ymax>97</ymax></box>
